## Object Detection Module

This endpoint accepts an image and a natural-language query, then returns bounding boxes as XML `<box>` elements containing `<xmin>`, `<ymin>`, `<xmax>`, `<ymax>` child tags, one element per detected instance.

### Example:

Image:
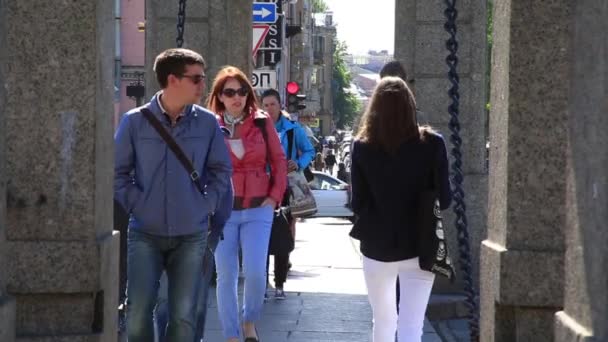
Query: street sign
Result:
<box><xmin>251</xmin><ymin>70</ymin><xmax>277</xmax><ymax>89</ymax></box>
<box><xmin>252</xmin><ymin>2</ymin><xmax>277</xmax><ymax>23</ymax></box>
<box><xmin>252</xmin><ymin>24</ymin><xmax>270</xmax><ymax>57</ymax></box>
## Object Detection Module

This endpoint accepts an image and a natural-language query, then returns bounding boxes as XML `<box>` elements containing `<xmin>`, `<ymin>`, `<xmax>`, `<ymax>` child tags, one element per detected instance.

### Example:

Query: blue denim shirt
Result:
<box><xmin>114</xmin><ymin>93</ymin><xmax>233</xmax><ymax>236</ymax></box>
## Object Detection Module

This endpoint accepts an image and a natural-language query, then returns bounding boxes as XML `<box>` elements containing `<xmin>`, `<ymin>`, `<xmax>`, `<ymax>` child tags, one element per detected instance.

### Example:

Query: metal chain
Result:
<box><xmin>176</xmin><ymin>0</ymin><xmax>187</xmax><ymax>48</ymax></box>
<box><xmin>443</xmin><ymin>1</ymin><xmax>480</xmax><ymax>341</ymax></box>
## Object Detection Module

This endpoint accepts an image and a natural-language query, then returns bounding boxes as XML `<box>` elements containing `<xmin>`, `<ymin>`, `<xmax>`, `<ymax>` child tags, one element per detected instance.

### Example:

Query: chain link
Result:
<box><xmin>176</xmin><ymin>0</ymin><xmax>187</xmax><ymax>48</ymax></box>
<box><xmin>444</xmin><ymin>1</ymin><xmax>480</xmax><ymax>341</ymax></box>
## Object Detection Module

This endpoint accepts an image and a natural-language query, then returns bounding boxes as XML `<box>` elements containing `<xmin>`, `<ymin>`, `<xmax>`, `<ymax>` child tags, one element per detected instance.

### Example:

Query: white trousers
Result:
<box><xmin>362</xmin><ymin>256</ymin><xmax>435</xmax><ymax>342</ymax></box>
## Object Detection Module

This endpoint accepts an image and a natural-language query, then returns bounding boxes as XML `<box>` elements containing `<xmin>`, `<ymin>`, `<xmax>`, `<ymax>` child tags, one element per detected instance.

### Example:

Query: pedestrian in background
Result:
<box><xmin>207</xmin><ymin>66</ymin><xmax>287</xmax><ymax>342</ymax></box>
<box><xmin>380</xmin><ymin>59</ymin><xmax>427</xmax><ymax>125</ymax></box>
<box><xmin>324</xmin><ymin>150</ymin><xmax>337</xmax><ymax>175</ymax></box>
<box><xmin>313</xmin><ymin>152</ymin><xmax>325</xmax><ymax>172</ymax></box>
<box><xmin>261</xmin><ymin>89</ymin><xmax>315</xmax><ymax>299</ymax></box>
<box><xmin>337</xmin><ymin>162</ymin><xmax>349</xmax><ymax>183</ymax></box>
<box><xmin>114</xmin><ymin>48</ymin><xmax>232</xmax><ymax>342</ymax></box>
<box><xmin>349</xmin><ymin>77</ymin><xmax>452</xmax><ymax>342</ymax></box>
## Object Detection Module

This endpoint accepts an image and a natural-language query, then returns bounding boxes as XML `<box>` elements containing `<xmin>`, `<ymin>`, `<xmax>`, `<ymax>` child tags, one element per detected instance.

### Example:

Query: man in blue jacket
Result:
<box><xmin>261</xmin><ymin>89</ymin><xmax>315</xmax><ymax>299</ymax></box>
<box><xmin>114</xmin><ymin>48</ymin><xmax>232</xmax><ymax>341</ymax></box>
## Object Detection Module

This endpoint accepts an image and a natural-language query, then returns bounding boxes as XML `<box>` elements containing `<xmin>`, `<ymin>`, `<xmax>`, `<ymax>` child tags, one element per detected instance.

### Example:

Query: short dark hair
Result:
<box><xmin>260</xmin><ymin>88</ymin><xmax>281</xmax><ymax>102</ymax></box>
<box><xmin>379</xmin><ymin>60</ymin><xmax>407</xmax><ymax>81</ymax></box>
<box><xmin>153</xmin><ymin>48</ymin><xmax>206</xmax><ymax>88</ymax></box>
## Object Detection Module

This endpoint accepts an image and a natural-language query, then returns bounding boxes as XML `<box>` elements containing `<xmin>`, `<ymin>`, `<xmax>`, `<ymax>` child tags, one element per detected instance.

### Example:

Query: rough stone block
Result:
<box><xmin>17</xmin><ymin>337</ymin><xmax>97</xmax><ymax>342</ymax></box>
<box><xmin>414</xmin><ymin>24</ymin><xmax>471</xmax><ymax>75</ymax></box>
<box><xmin>145</xmin><ymin>20</ymin><xmax>210</xmax><ymax>97</ymax></box>
<box><xmin>99</xmin><ymin>231</ymin><xmax>120</xmax><ymax>342</ymax></box>
<box><xmin>480</xmin><ymin>239</ymin><xmax>504</xmax><ymax>341</ymax></box>
<box><xmin>155</xmin><ymin>0</ymin><xmax>210</xmax><ymax>19</ymax></box>
<box><xmin>15</xmin><ymin>294</ymin><xmax>95</xmax><ymax>336</ymax></box>
<box><xmin>7</xmin><ymin>241</ymin><xmax>99</xmax><ymax>294</ymax></box>
<box><xmin>0</xmin><ymin>296</ymin><xmax>16</xmax><ymax>342</ymax></box>
<box><xmin>414</xmin><ymin>77</ymin><xmax>476</xmax><ymax>123</ymax></box>
<box><xmin>554</xmin><ymin>311</ymin><xmax>594</xmax><ymax>342</ymax></box>
<box><xmin>500</xmin><ymin>249</ymin><xmax>563</xmax><ymax>307</ymax></box>
<box><xmin>514</xmin><ymin>308</ymin><xmax>557</xmax><ymax>342</ymax></box>
<box><xmin>4</xmin><ymin>0</ymin><xmax>116</xmax><ymax>242</ymax></box>
<box><xmin>416</xmin><ymin>0</ymin><xmax>472</xmax><ymax>22</ymax></box>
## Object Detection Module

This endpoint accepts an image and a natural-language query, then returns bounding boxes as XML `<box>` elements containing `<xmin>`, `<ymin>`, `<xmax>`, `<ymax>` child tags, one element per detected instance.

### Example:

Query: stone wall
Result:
<box><xmin>145</xmin><ymin>0</ymin><xmax>253</xmax><ymax>100</ymax></box>
<box><xmin>394</xmin><ymin>0</ymin><xmax>488</xmax><ymax>294</ymax></box>
<box><xmin>480</xmin><ymin>0</ymin><xmax>572</xmax><ymax>341</ymax></box>
<box><xmin>554</xmin><ymin>1</ymin><xmax>608</xmax><ymax>341</ymax></box>
<box><xmin>0</xmin><ymin>0</ymin><xmax>119</xmax><ymax>340</ymax></box>
<box><xmin>0</xmin><ymin>1</ymin><xmax>16</xmax><ymax>339</ymax></box>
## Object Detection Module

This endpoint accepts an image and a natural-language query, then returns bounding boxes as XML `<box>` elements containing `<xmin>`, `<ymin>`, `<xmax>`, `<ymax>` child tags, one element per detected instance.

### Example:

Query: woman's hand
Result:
<box><xmin>261</xmin><ymin>197</ymin><xmax>277</xmax><ymax>209</ymax></box>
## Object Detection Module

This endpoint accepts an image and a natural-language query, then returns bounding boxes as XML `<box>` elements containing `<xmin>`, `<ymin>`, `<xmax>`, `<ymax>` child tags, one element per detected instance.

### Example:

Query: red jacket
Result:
<box><xmin>217</xmin><ymin>110</ymin><xmax>287</xmax><ymax>209</ymax></box>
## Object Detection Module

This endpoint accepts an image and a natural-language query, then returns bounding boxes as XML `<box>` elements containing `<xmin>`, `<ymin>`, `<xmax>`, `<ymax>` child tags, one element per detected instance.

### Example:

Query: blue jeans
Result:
<box><xmin>214</xmin><ymin>206</ymin><xmax>273</xmax><ymax>339</ymax></box>
<box><xmin>155</xmin><ymin>247</ymin><xmax>215</xmax><ymax>342</ymax></box>
<box><xmin>126</xmin><ymin>229</ymin><xmax>207</xmax><ymax>342</ymax></box>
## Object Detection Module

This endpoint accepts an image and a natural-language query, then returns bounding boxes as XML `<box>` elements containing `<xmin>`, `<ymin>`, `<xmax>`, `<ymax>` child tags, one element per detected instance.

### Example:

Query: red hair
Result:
<box><xmin>206</xmin><ymin>66</ymin><xmax>259</xmax><ymax>115</ymax></box>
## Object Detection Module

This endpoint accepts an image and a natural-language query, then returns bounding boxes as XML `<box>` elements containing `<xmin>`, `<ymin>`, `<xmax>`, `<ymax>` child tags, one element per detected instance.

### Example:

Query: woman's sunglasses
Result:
<box><xmin>221</xmin><ymin>87</ymin><xmax>249</xmax><ymax>98</ymax></box>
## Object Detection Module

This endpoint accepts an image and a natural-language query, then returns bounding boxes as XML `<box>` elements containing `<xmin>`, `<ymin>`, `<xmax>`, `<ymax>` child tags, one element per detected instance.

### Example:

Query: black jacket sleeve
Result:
<box><xmin>436</xmin><ymin>136</ymin><xmax>452</xmax><ymax>210</ymax></box>
<box><xmin>350</xmin><ymin>141</ymin><xmax>371</xmax><ymax>214</ymax></box>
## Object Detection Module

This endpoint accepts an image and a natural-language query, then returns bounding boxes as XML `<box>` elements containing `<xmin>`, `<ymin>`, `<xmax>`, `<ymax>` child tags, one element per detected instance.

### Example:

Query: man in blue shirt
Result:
<box><xmin>114</xmin><ymin>48</ymin><xmax>232</xmax><ymax>341</ymax></box>
<box><xmin>261</xmin><ymin>89</ymin><xmax>315</xmax><ymax>299</ymax></box>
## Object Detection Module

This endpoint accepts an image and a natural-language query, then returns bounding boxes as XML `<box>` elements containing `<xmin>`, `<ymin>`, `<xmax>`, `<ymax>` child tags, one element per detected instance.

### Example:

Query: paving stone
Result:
<box><xmin>203</xmin><ymin>218</ymin><xmax>441</xmax><ymax>341</ymax></box>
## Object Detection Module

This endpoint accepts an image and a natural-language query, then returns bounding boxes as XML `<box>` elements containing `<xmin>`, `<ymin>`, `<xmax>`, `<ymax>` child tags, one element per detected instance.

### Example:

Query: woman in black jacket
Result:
<box><xmin>350</xmin><ymin>76</ymin><xmax>451</xmax><ymax>342</ymax></box>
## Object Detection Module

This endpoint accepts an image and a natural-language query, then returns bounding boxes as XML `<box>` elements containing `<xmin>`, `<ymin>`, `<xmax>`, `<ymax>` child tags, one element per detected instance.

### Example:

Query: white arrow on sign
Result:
<box><xmin>252</xmin><ymin>24</ymin><xmax>270</xmax><ymax>57</ymax></box>
<box><xmin>253</xmin><ymin>7</ymin><xmax>272</xmax><ymax>19</ymax></box>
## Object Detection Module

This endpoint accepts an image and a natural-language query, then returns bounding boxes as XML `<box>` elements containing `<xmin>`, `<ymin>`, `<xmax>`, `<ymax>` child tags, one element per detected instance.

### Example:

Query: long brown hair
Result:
<box><xmin>206</xmin><ymin>66</ymin><xmax>259</xmax><ymax>114</ymax></box>
<box><xmin>356</xmin><ymin>77</ymin><xmax>420</xmax><ymax>154</ymax></box>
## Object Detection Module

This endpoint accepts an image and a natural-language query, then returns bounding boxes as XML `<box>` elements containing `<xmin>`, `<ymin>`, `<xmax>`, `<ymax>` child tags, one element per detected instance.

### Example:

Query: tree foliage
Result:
<box><xmin>312</xmin><ymin>0</ymin><xmax>328</xmax><ymax>13</ymax></box>
<box><xmin>332</xmin><ymin>41</ymin><xmax>362</xmax><ymax>129</ymax></box>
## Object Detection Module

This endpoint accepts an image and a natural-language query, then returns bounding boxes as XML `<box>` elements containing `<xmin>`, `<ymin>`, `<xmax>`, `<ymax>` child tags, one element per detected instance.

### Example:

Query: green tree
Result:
<box><xmin>332</xmin><ymin>41</ymin><xmax>362</xmax><ymax>129</ymax></box>
<box><xmin>312</xmin><ymin>0</ymin><xmax>328</xmax><ymax>13</ymax></box>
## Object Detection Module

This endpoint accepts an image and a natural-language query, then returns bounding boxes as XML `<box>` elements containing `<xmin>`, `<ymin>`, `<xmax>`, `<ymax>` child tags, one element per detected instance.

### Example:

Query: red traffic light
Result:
<box><xmin>286</xmin><ymin>81</ymin><xmax>300</xmax><ymax>95</ymax></box>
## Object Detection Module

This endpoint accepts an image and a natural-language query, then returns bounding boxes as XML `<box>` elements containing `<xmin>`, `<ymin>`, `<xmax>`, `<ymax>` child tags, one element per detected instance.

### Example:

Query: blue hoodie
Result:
<box><xmin>274</xmin><ymin>114</ymin><xmax>315</xmax><ymax>170</ymax></box>
<box><xmin>114</xmin><ymin>93</ymin><xmax>233</xmax><ymax>237</ymax></box>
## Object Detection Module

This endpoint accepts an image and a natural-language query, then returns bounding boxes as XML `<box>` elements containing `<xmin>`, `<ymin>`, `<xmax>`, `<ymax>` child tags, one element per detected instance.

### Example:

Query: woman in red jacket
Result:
<box><xmin>207</xmin><ymin>66</ymin><xmax>287</xmax><ymax>342</ymax></box>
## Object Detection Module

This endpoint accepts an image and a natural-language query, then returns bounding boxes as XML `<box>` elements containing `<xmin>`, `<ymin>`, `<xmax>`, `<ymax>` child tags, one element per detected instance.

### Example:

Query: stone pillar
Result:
<box><xmin>554</xmin><ymin>1</ymin><xmax>608</xmax><ymax>341</ymax></box>
<box><xmin>0</xmin><ymin>3</ymin><xmax>16</xmax><ymax>338</ymax></box>
<box><xmin>145</xmin><ymin>0</ymin><xmax>253</xmax><ymax>99</ymax></box>
<box><xmin>480</xmin><ymin>1</ymin><xmax>571</xmax><ymax>341</ymax></box>
<box><xmin>394</xmin><ymin>0</ymin><xmax>488</xmax><ymax>294</ymax></box>
<box><xmin>0</xmin><ymin>0</ymin><xmax>119</xmax><ymax>340</ymax></box>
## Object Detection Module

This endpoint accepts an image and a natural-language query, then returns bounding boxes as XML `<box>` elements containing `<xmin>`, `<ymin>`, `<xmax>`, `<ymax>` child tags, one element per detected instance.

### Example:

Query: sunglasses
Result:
<box><xmin>179</xmin><ymin>74</ymin><xmax>206</xmax><ymax>85</ymax></box>
<box><xmin>221</xmin><ymin>87</ymin><xmax>249</xmax><ymax>98</ymax></box>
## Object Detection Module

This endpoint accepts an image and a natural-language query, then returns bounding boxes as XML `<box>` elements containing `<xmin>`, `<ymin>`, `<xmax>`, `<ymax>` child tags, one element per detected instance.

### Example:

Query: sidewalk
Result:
<box><xmin>203</xmin><ymin>217</ymin><xmax>443</xmax><ymax>341</ymax></box>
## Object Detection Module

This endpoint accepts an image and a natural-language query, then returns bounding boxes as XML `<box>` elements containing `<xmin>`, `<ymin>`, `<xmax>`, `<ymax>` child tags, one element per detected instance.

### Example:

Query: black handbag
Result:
<box><xmin>268</xmin><ymin>208</ymin><xmax>294</xmax><ymax>255</ymax></box>
<box><xmin>416</xmin><ymin>141</ymin><xmax>456</xmax><ymax>281</ymax></box>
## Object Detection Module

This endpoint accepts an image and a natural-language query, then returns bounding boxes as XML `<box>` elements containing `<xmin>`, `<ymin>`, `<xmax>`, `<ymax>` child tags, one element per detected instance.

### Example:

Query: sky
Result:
<box><xmin>323</xmin><ymin>0</ymin><xmax>395</xmax><ymax>55</ymax></box>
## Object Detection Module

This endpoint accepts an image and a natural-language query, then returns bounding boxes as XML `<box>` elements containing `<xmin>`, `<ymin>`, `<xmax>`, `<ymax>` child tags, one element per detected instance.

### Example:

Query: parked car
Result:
<box><xmin>308</xmin><ymin>171</ymin><xmax>353</xmax><ymax>219</ymax></box>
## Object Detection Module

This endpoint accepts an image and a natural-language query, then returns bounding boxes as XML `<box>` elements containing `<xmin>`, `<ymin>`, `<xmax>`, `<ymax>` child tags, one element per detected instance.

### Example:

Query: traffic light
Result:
<box><xmin>286</xmin><ymin>81</ymin><xmax>306</xmax><ymax>112</ymax></box>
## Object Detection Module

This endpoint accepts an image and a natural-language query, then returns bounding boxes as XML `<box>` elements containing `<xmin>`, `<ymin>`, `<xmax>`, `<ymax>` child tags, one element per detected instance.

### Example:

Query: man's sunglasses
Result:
<box><xmin>221</xmin><ymin>87</ymin><xmax>249</xmax><ymax>98</ymax></box>
<box><xmin>179</xmin><ymin>74</ymin><xmax>206</xmax><ymax>84</ymax></box>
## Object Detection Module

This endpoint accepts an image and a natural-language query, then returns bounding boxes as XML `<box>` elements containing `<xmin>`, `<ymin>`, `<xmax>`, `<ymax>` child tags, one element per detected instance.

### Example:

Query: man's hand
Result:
<box><xmin>261</xmin><ymin>197</ymin><xmax>277</xmax><ymax>209</ymax></box>
<box><xmin>287</xmin><ymin>160</ymin><xmax>298</xmax><ymax>173</ymax></box>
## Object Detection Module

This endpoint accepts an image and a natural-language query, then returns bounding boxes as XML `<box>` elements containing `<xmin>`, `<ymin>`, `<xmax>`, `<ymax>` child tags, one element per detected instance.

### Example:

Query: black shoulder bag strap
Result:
<box><xmin>140</xmin><ymin>108</ymin><xmax>204</xmax><ymax>194</ymax></box>
<box><xmin>286</xmin><ymin>128</ymin><xmax>295</xmax><ymax>160</ymax></box>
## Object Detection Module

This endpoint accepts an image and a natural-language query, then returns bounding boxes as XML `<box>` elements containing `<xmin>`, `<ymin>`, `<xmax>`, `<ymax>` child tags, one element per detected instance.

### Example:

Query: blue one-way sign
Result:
<box><xmin>252</xmin><ymin>2</ymin><xmax>277</xmax><ymax>23</ymax></box>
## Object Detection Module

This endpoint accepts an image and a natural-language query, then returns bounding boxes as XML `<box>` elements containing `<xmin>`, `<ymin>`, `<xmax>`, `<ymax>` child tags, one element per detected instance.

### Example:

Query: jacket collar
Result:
<box><xmin>276</xmin><ymin>114</ymin><xmax>297</xmax><ymax>132</ymax></box>
<box><xmin>147</xmin><ymin>91</ymin><xmax>194</xmax><ymax>121</ymax></box>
